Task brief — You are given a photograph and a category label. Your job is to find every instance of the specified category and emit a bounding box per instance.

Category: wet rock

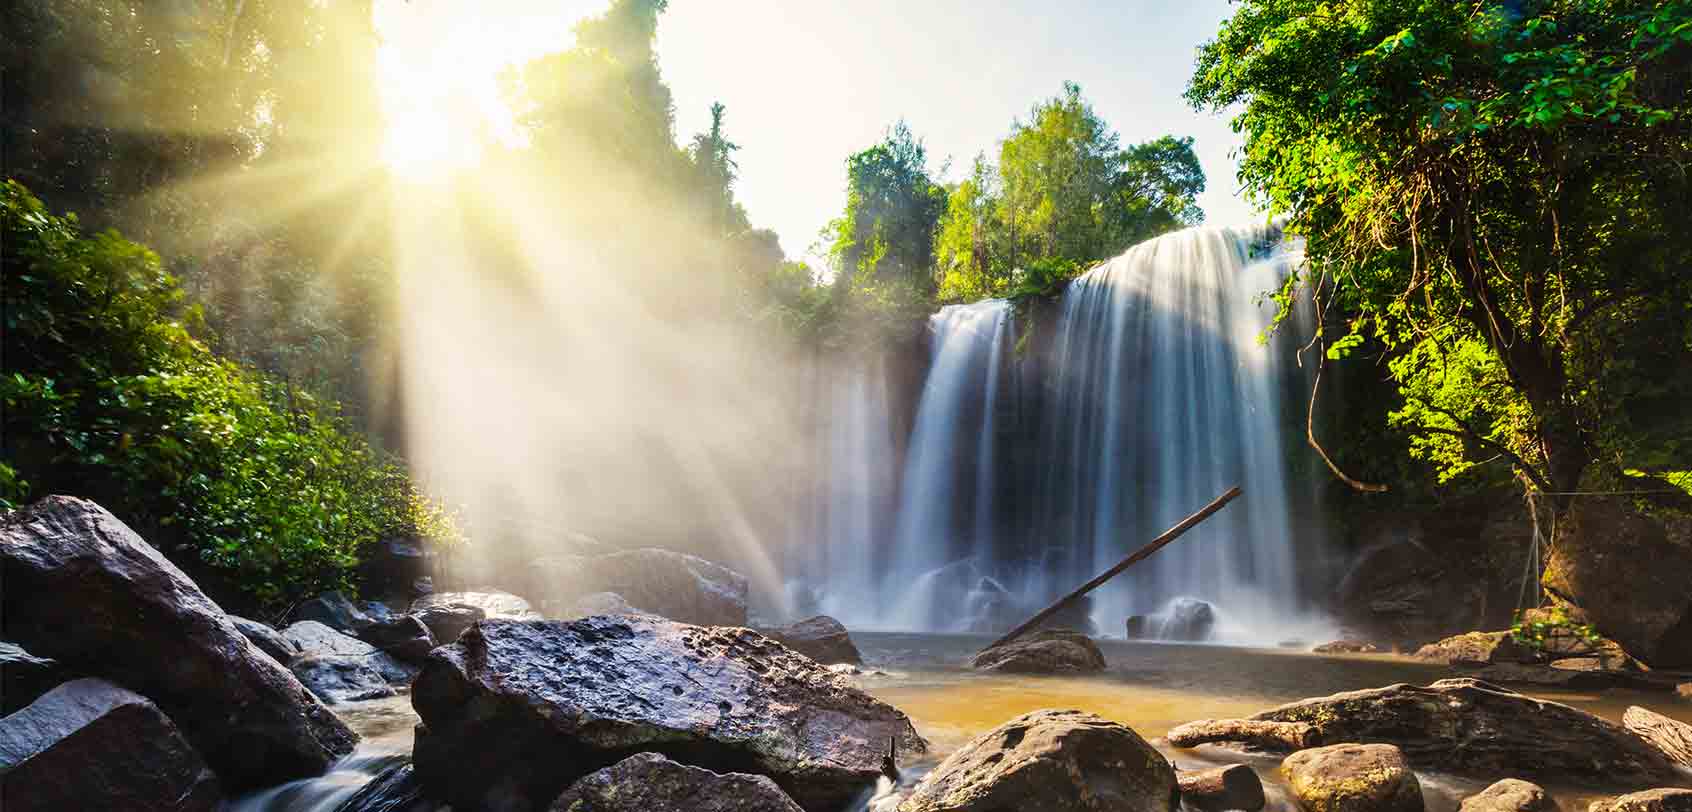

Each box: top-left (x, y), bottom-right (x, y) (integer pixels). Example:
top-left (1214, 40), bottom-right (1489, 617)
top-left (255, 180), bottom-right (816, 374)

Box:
top-left (548, 752), bottom-right (804, 812)
top-left (537, 548), bottom-right (749, 626)
top-left (337, 762), bottom-right (439, 812)
top-left (1463, 662), bottom-right (1618, 691)
top-left (229, 615), bottom-right (301, 665)
top-left (896, 709), bottom-right (1175, 812)
top-left (969, 628), bottom-right (1106, 674)
top-left (1168, 719), bottom-right (1319, 750)
top-left (358, 537), bottom-right (436, 605)
top-left (1039, 594), bottom-right (1100, 637)
top-left (0, 641), bottom-right (72, 714)
top-left (412, 590), bottom-right (538, 620)
top-left (0, 678), bottom-right (221, 811)
top-left (284, 621), bottom-right (415, 684)
top-left (289, 655), bottom-right (397, 705)
top-left (1219, 678), bottom-right (1680, 784)
top-left (1126, 615), bottom-right (1149, 639)
top-left (412, 603), bottom-right (486, 645)
top-left (1282, 743), bottom-right (1422, 812)
top-left (562, 591), bottom-right (648, 619)
top-left (755, 615), bottom-right (863, 665)
top-left (356, 614), bottom-right (437, 664)
top-left (1544, 496), bottom-right (1692, 668)
top-left (410, 615), bottom-right (926, 812)
top-left (1622, 706), bottom-right (1692, 769)
top-left (1176, 763), bottom-right (1265, 812)
top-left (1158, 598), bottom-right (1217, 641)
top-left (1460, 779), bottom-right (1560, 812)
top-left (1315, 640), bottom-right (1381, 654)
top-left (0, 496), bottom-right (356, 788)
top-left (1413, 631), bottom-right (1529, 665)
top-left (294, 591), bottom-right (374, 633)
top-left (1589, 789), bottom-right (1692, 812)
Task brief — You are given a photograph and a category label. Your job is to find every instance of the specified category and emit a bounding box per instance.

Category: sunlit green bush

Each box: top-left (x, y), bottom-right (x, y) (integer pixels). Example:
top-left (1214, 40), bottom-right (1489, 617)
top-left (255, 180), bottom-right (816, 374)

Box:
top-left (2, 180), bottom-right (461, 608)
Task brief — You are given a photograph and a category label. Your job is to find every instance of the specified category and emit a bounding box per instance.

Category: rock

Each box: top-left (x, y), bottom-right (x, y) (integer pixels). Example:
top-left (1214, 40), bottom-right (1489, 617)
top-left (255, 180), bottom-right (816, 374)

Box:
top-left (0, 678), bottom-right (221, 812)
top-left (293, 591), bottom-right (374, 633)
top-left (1197, 678), bottom-right (1680, 784)
top-left (412, 575), bottom-right (435, 596)
top-left (1543, 495), bottom-right (1692, 668)
top-left (412, 590), bottom-right (537, 620)
top-left (1167, 718), bottom-right (1319, 750)
top-left (895, 709), bottom-right (1175, 812)
top-left (1464, 662), bottom-right (1618, 690)
top-left (537, 548), bottom-right (749, 626)
top-left (1413, 631), bottom-right (1529, 665)
top-left (412, 603), bottom-right (486, 645)
top-left (1315, 639), bottom-right (1381, 654)
top-left (1282, 743), bottom-right (1422, 812)
top-left (229, 615), bottom-right (301, 665)
top-left (1679, 683), bottom-right (1692, 703)
top-left (548, 752), bottom-right (804, 812)
top-left (1589, 789), bottom-right (1692, 812)
top-left (1126, 615), bottom-right (1149, 639)
top-left (0, 496), bottom-right (356, 789)
top-left (283, 621), bottom-right (415, 684)
top-left (1460, 779), bottom-right (1560, 812)
top-left (289, 655), bottom-right (397, 705)
top-left (969, 628), bottom-right (1106, 674)
top-left (562, 591), bottom-right (648, 618)
top-left (1156, 597), bottom-right (1217, 641)
top-left (1, 641), bottom-right (72, 715)
top-left (357, 537), bottom-right (436, 605)
top-left (356, 614), bottom-right (437, 663)
top-left (1039, 593), bottom-right (1100, 637)
top-left (1176, 764), bottom-right (1265, 812)
top-left (410, 616), bottom-right (926, 812)
top-left (338, 762), bottom-right (439, 812)
top-left (754, 615), bottom-right (863, 665)
top-left (1622, 706), bottom-right (1692, 769)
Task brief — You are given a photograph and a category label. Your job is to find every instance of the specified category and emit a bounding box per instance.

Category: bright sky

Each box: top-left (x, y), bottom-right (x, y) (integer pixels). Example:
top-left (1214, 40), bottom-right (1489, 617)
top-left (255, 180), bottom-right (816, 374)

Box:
top-left (375, 0), bottom-right (1257, 259)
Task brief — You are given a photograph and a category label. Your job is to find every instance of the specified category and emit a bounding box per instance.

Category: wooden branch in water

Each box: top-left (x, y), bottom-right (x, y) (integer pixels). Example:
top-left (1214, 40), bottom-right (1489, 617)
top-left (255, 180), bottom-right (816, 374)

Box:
top-left (1624, 706), bottom-right (1692, 768)
top-left (1166, 718), bottom-right (1320, 751)
top-left (983, 486), bottom-right (1243, 652)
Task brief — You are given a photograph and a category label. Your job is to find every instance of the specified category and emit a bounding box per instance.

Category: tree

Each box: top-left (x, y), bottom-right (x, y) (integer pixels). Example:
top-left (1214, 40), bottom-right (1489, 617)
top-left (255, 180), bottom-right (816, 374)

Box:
top-left (829, 122), bottom-right (948, 294)
top-left (1189, 0), bottom-right (1692, 503)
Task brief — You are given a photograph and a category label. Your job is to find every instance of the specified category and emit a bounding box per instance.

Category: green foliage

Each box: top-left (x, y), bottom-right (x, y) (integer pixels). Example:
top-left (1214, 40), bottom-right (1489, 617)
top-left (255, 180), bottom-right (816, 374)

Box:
top-left (1189, 0), bottom-right (1692, 498)
top-left (830, 123), bottom-right (948, 295)
top-left (2, 182), bottom-right (461, 608)
top-left (1510, 606), bottom-right (1603, 653)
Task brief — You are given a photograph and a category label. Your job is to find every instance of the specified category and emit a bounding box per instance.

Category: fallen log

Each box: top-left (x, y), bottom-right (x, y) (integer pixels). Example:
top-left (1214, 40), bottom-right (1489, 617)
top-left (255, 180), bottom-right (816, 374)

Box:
top-left (1167, 718), bottom-right (1318, 751)
top-left (985, 486), bottom-right (1241, 651)
top-left (1624, 705), bottom-right (1692, 769)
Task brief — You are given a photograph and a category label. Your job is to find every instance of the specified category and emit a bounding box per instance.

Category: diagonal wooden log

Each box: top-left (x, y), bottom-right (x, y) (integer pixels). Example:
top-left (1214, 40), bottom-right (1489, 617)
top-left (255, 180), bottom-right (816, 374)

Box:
top-left (983, 486), bottom-right (1243, 652)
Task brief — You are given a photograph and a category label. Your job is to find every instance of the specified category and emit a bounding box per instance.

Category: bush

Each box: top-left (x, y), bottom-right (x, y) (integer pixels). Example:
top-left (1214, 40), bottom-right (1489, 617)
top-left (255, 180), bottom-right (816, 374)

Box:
top-left (2, 180), bottom-right (461, 607)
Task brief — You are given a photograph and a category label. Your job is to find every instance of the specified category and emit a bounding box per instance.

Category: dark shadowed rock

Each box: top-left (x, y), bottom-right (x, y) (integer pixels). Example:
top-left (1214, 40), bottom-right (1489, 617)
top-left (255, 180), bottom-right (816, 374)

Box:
top-left (284, 621), bottom-right (415, 684)
top-left (410, 615), bottom-right (926, 812)
top-left (1197, 678), bottom-right (1679, 785)
top-left (1157, 598), bottom-right (1217, 641)
top-left (356, 614), bottom-right (436, 663)
top-left (0, 678), bottom-right (221, 811)
top-left (1461, 779), bottom-right (1561, 812)
top-left (1589, 790), bottom-right (1692, 812)
top-left (337, 762), bottom-right (439, 812)
top-left (548, 752), bottom-right (804, 812)
top-left (230, 615), bottom-right (301, 665)
top-left (755, 616), bottom-right (862, 664)
top-left (1126, 615), bottom-right (1149, 639)
top-left (1177, 763), bottom-right (1265, 812)
top-left (1544, 496), bottom-right (1692, 668)
top-left (970, 628), bottom-right (1105, 674)
top-left (1282, 743), bottom-right (1422, 812)
top-left (1413, 631), bottom-right (1530, 665)
top-left (538, 548), bottom-right (749, 626)
top-left (896, 709), bottom-right (1175, 812)
top-left (1, 641), bottom-right (72, 714)
top-left (0, 496), bottom-right (356, 789)
top-left (294, 591), bottom-right (374, 633)
top-left (290, 655), bottom-right (397, 704)
top-left (1464, 662), bottom-right (1619, 690)
top-left (412, 603), bottom-right (485, 644)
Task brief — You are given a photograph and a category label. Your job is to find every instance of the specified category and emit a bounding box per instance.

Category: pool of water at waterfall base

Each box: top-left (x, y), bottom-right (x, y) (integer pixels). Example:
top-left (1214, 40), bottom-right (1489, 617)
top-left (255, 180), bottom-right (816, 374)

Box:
top-left (252, 633), bottom-right (1692, 811)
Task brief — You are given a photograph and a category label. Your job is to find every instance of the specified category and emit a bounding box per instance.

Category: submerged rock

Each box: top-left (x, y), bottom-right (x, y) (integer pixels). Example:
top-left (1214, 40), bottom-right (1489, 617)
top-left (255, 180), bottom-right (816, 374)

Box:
top-left (1281, 743), bottom-right (1422, 812)
top-left (537, 548), bottom-right (750, 626)
top-left (896, 709), bottom-right (1175, 812)
top-left (548, 752), bottom-right (804, 812)
top-left (283, 621), bottom-right (415, 684)
top-left (1460, 779), bottom-right (1561, 812)
top-left (0, 496), bottom-right (356, 789)
top-left (969, 628), bottom-right (1106, 674)
top-left (410, 615), bottom-right (926, 812)
top-left (229, 615), bottom-right (301, 665)
top-left (0, 678), bottom-right (221, 812)
top-left (1176, 763), bottom-right (1265, 812)
top-left (289, 655), bottom-right (396, 705)
top-left (0, 641), bottom-right (72, 714)
top-left (1590, 789), bottom-right (1692, 812)
top-left (755, 615), bottom-right (863, 665)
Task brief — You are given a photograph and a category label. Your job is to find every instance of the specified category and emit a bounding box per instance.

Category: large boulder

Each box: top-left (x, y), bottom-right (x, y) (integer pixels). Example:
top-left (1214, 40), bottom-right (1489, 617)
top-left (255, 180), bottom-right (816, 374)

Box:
top-left (754, 615), bottom-right (863, 665)
top-left (289, 654), bottom-right (397, 705)
top-left (1590, 790), bottom-right (1692, 812)
top-left (537, 548), bottom-right (749, 626)
top-left (412, 590), bottom-right (537, 620)
top-left (229, 616), bottom-right (301, 665)
top-left (0, 496), bottom-right (356, 789)
top-left (895, 709), bottom-right (1175, 812)
top-left (1, 641), bottom-right (72, 714)
top-left (293, 591), bottom-right (373, 633)
top-left (1281, 743), bottom-right (1423, 812)
top-left (969, 628), bottom-right (1106, 674)
top-left (1461, 779), bottom-right (1560, 812)
top-left (283, 621), bottom-right (415, 684)
top-left (410, 615), bottom-right (926, 812)
top-left (1154, 597), bottom-right (1217, 642)
top-left (356, 614), bottom-right (437, 663)
top-left (549, 752), bottom-right (804, 812)
top-left (0, 678), bottom-right (221, 811)
top-left (412, 603), bottom-right (486, 645)
top-left (1413, 631), bottom-right (1529, 665)
top-left (1543, 495), bottom-right (1692, 668)
top-left (1169, 678), bottom-right (1680, 785)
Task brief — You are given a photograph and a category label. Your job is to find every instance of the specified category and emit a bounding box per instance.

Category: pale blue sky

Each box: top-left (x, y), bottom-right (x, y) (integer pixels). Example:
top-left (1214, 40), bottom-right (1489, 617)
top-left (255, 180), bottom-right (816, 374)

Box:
top-left (376, 0), bottom-right (1258, 260)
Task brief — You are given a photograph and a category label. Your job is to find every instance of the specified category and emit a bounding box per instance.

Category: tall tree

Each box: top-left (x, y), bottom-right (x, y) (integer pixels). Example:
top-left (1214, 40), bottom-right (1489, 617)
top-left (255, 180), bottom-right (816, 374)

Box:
top-left (829, 122), bottom-right (948, 294)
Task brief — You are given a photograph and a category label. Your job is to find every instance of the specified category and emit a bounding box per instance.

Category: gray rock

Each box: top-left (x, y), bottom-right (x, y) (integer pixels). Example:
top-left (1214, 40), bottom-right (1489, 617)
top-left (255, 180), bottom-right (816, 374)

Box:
top-left (229, 615), bottom-right (301, 665)
top-left (754, 615), bottom-right (863, 665)
top-left (1464, 662), bottom-right (1618, 690)
top-left (0, 678), bottom-right (221, 811)
top-left (548, 752), bottom-right (804, 812)
top-left (1281, 743), bottom-right (1423, 812)
top-left (290, 655), bottom-right (397, 705)
top-left (896, 709), bottom-right (1174, 812)
top-left (0, 496), bottom-right (356, 789)
top-left (293, 591), bottom-right (373, 633)
top-left (537, 548), bottom-right (749, 626)
top-left (283, 621), bottom-right (415, 684)
top-left (1, 641), bottom-right (72, 714)
top-left (1126, 615), bottom-right (1149, 639)
top-left (1314, 639), bottom-right (1381, 654)
top-left (412, 590), bottom-right (537, 620)
top-left (356, 614), bottom-right (436, 663)
top-left (1544, 495), bottom-right (1692, 668)
top-left (1589, 790), bottom-right (1692, 812)
top-left (970, 628), bottom-right (1105, 674)
top-left (410, 615), bottom-right (926, 812)
top-left (1177, 764), bottom-right (1265, 812)
top-left (1157, 597), bottom-right (1216, 641)
top-left (412, 603), bottom-right (485, 645)
top-left (1461, 779), bottom-right (1560, 812)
